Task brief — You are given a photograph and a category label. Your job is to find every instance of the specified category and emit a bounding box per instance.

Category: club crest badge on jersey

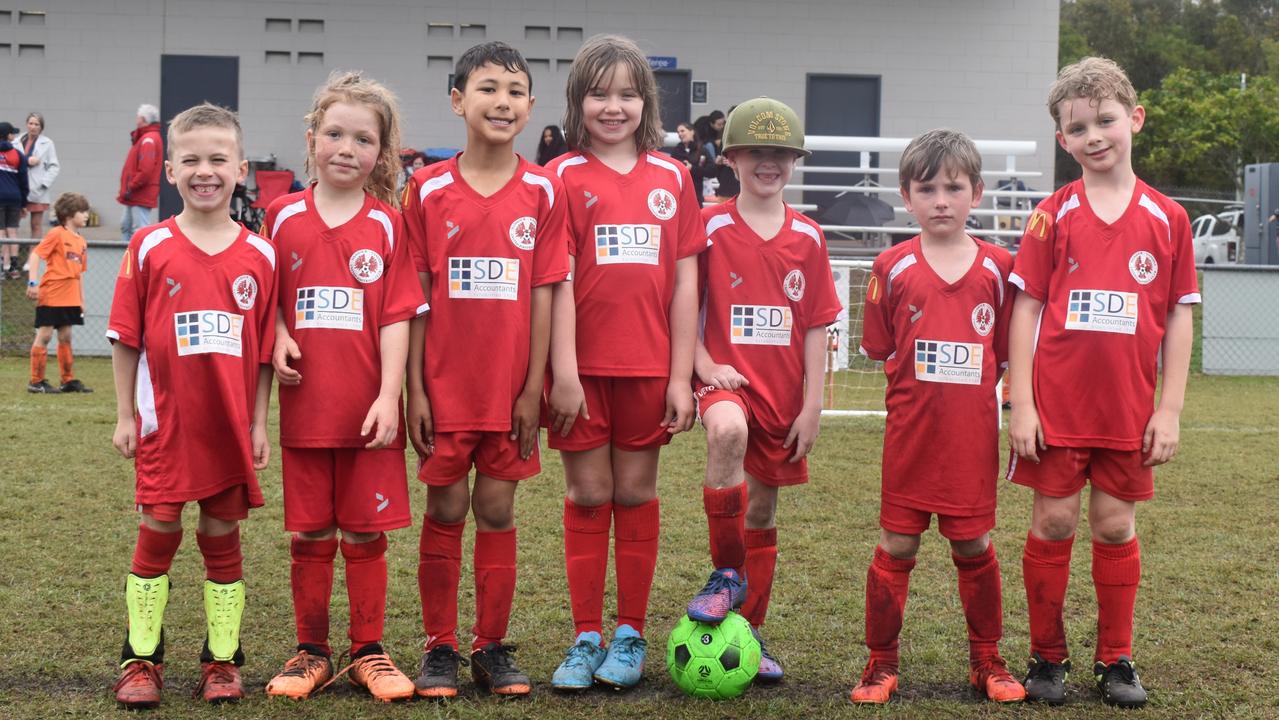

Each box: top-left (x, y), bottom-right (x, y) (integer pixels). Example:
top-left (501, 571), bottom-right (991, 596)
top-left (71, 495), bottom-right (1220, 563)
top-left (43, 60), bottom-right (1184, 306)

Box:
top-left (783, 269), bottom-right (805, 301)
top-left (349, 249), bottom-right (384, 284)
top-left (1128, 250), bottom-right (1157, 285)
top-left (647, 188), bottom-right (677, 221)
top-left (231, 274), bottom-right (257, 310)
top-left (509, 216), bottom-right (537, 251)
top-left (971, 303), bottom-right (995, 336)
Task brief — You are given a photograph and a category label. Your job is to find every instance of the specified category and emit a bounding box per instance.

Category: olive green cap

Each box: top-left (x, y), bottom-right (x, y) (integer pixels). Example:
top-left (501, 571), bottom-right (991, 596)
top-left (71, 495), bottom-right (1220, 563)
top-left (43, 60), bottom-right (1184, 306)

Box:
top-left (721, 97), bottom-right (809, 157)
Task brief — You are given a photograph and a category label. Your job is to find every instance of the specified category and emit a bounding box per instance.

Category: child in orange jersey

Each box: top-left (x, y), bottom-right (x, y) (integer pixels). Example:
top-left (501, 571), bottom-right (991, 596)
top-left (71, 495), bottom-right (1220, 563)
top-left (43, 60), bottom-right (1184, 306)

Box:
top-left (27, 191), bottom-right (92, 394)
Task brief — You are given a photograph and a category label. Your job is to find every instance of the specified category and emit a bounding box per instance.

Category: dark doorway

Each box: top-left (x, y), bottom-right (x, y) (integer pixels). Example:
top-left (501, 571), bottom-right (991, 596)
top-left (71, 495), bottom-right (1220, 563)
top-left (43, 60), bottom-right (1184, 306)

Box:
top-left (804, 74), bottom-right (880, 210)
top-left (654, 69), bottom-right (691, 137)
top-left (159, 54), bottom-right (239, 219)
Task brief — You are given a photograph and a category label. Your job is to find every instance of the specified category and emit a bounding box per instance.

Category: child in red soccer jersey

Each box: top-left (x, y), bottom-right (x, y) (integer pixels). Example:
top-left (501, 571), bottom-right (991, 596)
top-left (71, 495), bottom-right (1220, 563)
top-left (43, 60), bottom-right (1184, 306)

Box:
top-left (107, 104), bottom-right (277, 708)
top-left (27, 192), bottom-right (92, 394)
top-left (850, 129), bottom-right (1024, 705)
top-left (544, 34), bottom-right (704, 691)
top-left (403, 42), bottom-right (569, 698)
top-left (683, 98), bottom-right (841, 684)
top-left (262, 72), bottom-right (424, 703)
top-left (1008, 57), bottom-right (1197, 709)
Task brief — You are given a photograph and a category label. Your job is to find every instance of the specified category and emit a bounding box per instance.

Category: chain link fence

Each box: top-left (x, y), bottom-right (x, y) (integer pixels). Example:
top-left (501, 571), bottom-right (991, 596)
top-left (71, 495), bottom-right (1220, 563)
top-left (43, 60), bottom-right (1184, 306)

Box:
top-left (1201, 265), bottom-right (1279, 375)
top-left (1, 238), bottom-right (125, 357)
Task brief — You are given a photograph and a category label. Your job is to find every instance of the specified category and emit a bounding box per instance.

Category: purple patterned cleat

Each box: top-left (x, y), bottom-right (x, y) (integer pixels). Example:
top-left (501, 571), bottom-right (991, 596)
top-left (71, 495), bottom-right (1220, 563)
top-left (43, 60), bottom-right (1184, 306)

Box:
top-left (685, 568), bottom-right (747, 624)
top-left (752, 626), bottom-right (784, 683)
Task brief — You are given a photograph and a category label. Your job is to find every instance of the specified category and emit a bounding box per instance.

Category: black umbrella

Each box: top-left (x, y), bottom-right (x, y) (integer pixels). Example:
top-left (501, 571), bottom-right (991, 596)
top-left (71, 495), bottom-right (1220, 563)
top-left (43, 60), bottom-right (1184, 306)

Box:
top-left (815, 192), bottom-right (896, 227)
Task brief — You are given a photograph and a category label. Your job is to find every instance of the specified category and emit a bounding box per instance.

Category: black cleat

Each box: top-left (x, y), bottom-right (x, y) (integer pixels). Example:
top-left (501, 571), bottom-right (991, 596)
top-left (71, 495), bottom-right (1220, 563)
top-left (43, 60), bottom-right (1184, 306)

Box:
top-left (27, 380), bottom-right (61, 394)
top-left (60, 379), bottom-right (93, 393)
top-left (1094, 656), bottom-right (1147, 708)
top-left (1024, 652), bottom-right (1070, 705)
top-left (470, 643), bottom-right (531, 696)
top-left (414, 645), bottom-right (466, 699)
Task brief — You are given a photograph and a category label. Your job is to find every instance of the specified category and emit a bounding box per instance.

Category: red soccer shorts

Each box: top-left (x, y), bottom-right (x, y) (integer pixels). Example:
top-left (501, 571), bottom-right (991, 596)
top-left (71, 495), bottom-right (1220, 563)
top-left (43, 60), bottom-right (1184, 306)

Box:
top-left (140, 484), bottom-right (252, 523)
top-left (695, 386), bottom-right (808, 486)
top-left (281, 447), bottom-right (412, 533)
top-left (879, 500), bottom-right (996, 541)
top-left (418, 430), bottom-right (540, 485)
top-left (1007, 445), bottom-right (1154, 501)
top-left (546, 376), bottom-right (672, 452)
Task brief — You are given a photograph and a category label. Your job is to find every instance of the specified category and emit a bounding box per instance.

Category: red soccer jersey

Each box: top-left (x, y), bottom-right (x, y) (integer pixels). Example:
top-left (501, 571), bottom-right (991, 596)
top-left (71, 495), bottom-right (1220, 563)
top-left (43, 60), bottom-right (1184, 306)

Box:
top-left (106, 218), bottom-right (278, 505)
top-left (861, 236), bottom-right (1015, 515)
top-left (1011, 178), bottom-right (1200, 450)
top-left (403, 155), bottom-right (570, 432)
top-left (264, 187), bottom-right (427, 448)
top-left (699, 200), bottom-right (843, 436)
top-left (548, 150), bottom-right (707, 377)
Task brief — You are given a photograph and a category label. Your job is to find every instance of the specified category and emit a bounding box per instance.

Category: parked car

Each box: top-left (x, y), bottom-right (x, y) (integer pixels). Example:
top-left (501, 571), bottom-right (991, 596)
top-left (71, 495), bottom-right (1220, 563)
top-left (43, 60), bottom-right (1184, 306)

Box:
top-left (1191, 208), bottom-right (1240, 264)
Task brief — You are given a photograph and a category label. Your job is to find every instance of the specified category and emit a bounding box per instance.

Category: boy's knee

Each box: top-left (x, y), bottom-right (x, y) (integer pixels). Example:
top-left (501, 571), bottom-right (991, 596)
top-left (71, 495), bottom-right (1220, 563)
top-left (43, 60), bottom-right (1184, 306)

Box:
top-left (744, 495), bottom-right (776, 528)
top-left (706, 418), bottom-right (747, 457)
top-left (426, 483), bottom-right (470, 524)
top-left (1091, 518), bottom-right (1136, 544)
top-left (879, 530), bottom-right (921, 559)
top-left (1034, 512), bottom-right (1078, 540)
top-left (297, 528), bottom-right (337, 542)
top-left (341, 529), bottom-right (381, 544)
top-left (141, 514), bottom-right (181, 533)
top-left (949, 534), bottom-right (990, 557)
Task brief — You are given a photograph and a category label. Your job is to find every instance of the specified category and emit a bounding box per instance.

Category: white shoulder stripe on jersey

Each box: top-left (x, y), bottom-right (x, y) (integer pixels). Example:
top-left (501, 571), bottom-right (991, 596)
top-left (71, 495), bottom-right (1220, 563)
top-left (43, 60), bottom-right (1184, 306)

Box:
top-left (705, 212), bottom-right (735, 239)
top-left (790, 217), bottom-right (821, 246)
top-left (367, 208), bottom-right (394, 250)
top-left (555, 154), bottom-right (588, 178)
top-left (982, 256), bottom-right (1005, 306)
top-left (521, 171), bottom-right (555, 208)
top-left (137, 349), bottom-right (159, 438)
top-left (419, 171), bottom-right (455, 202)
top-left (1008, 271), bottom-right (1027, 292)
top-left (1056, 193), bottom-right (1081, 221)
top-left (647, 153), bottom-right (684, 190)
top-left (1137, 193), bottom-right (1172, 243)
top-left (886, 253), bottom-right (917, 296)
top-left (271, 199), bottom-right (307, 239)
top-left (1179, 292), bottom-right (1202, 304)
top-left (137, 226), bottom-right (174, 270)
top-left (246, 233), bottom-right (276, 269)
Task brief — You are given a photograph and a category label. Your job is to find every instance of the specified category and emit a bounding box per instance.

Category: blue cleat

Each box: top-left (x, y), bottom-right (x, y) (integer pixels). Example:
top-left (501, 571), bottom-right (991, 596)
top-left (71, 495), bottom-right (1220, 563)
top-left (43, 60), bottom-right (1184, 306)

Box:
top-left (685, 568), bottom-right (747, 624)
top-left (593, 624), bottom-right (646, 689)
top-left (752, 626), bottom-right (784, 683)
top-left (551, 632), bottom-right (606, 691)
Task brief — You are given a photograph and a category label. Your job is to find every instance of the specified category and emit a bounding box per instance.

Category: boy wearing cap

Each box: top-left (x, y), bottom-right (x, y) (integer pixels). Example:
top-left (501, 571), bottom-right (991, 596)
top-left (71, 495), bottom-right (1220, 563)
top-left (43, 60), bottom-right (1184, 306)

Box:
top-left (0, 121), bottom-right (30, 278)
top-left (683, 98), bottom-right (842, 683)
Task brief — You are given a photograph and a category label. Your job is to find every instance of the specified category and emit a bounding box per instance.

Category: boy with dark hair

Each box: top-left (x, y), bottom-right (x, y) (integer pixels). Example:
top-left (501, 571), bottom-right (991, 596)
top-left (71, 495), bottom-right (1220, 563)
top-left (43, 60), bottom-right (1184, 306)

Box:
top-left (107, 103), bottom-right (277, 708)
top-left (1009, 56), bottom-right (1198, 709)
top-left (403, 41), bottom-right (568, 698)
top-left (850, 128), bottom-right (1023, 705)
top-left (27, 191), bottom-right (92, 393)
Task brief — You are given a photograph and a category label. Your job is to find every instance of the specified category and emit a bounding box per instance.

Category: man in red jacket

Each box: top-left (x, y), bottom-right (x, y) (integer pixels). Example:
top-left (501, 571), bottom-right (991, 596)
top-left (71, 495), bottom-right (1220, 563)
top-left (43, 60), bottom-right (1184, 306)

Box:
top-left (118, 104), bottom-right (162, 243)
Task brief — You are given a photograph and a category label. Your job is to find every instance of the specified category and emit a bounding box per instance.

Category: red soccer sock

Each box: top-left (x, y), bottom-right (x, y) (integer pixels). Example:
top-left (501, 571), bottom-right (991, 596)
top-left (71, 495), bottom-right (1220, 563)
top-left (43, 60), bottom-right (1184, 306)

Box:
top-left (342, 533), bottom-right (388, 654)
top-left (418, 515), bottom-right (464, 651)
top-left (196, 528), bottom-right (242, 583)
top-left (613, 499), bottom-right (660, 635)
top-left (56, 342), bottom-right (74, 384)
top-left (130, 524), bottom-right (182, 577)
top-left (864, 545), bottom-right (915, 670)
top-left (740, 527), bottom-right (778, 627)
top-left (291, 536), bottom-right (338, 655)
top-left (703, 485), bottom-right (746, 572)
top-left (564, 499), bottom-right (611, 636)
top-left (953, 542), bottom-right (1004, 664)
top-left (1023, 532), bottom-right (1074, 663)
top-left (29, 346), bottom-right (46, 384)
top-left (1092, 536), bottom-right (1141, 665)
top-left (472, 528), bottom-right (517, 651)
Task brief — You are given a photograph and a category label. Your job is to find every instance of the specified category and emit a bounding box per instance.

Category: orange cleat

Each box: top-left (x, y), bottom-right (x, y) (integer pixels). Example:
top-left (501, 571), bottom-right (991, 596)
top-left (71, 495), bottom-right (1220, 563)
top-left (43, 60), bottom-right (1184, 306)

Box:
top-left (849, 660), bottom-right (899, 704)
top-left (265, 649), bottom-right (333, 700)
top-left (113, 660), bottom-right (164, 709)
top-left (196, 661), bottom-right (244, 703)
top-left (970, 655), bottom-right (1027, 703)
top-left (348, 650), bottom-right (415, 702)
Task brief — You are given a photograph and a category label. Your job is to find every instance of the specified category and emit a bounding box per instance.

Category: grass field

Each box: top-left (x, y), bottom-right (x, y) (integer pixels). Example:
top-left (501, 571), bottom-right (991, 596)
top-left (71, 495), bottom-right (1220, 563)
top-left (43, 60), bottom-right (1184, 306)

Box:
top-left (0, 354), bottom-right (1275, 719)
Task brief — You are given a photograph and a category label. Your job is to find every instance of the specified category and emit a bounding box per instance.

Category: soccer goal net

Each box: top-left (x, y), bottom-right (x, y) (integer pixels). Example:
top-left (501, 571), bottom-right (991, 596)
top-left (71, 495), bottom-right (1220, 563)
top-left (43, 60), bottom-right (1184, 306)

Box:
top-left (823, 260), bottom-right (887, 417)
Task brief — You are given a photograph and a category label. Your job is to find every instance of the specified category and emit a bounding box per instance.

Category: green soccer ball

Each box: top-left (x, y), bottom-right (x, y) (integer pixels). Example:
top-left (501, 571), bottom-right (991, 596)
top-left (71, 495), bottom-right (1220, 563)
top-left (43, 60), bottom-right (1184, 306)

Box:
top-left (666, 611), bottom-right (761, 699)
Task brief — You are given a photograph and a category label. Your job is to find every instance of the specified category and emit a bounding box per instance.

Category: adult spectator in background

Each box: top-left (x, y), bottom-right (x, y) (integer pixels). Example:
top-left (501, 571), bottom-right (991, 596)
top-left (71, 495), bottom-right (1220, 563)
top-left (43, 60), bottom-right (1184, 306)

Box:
top-left (535, 124), bottom-right (568, 166)
top-left (16, 112), bottom-right (60, 242)
top-left (670, 122), bottom-right (709, 208)
top-left (693, 115), bottom-right (718, 162)
top-left (117, 104), bottom-right (162, 243)
top-left (0, 121), bottom-right (29, 278)
top-left (707, 109), bottom-right (726, 153)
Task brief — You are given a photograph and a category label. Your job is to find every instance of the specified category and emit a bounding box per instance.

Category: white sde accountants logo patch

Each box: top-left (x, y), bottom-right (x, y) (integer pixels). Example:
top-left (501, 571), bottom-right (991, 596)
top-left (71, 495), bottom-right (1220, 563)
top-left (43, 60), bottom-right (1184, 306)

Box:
top-left (914, 339), bottom-right (983, 385)
top-left (1065, 289), bottom-right (1138, 335)
top-left (295, 286), bottom-right (364, 331)
top-left (448, 257), bottom-right (520, 301)
top-left (175, 311), bottom-right (244, 357)
top-left (730, 305), bottom-right (793, 346)
top-left (594, 224), bottom-right (661, 265)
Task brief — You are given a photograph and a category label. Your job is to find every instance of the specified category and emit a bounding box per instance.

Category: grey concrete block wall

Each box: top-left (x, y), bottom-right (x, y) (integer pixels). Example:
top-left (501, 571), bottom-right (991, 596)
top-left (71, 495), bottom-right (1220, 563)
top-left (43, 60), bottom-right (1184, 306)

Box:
top-left (0, 0), bottom-right (1058, 221)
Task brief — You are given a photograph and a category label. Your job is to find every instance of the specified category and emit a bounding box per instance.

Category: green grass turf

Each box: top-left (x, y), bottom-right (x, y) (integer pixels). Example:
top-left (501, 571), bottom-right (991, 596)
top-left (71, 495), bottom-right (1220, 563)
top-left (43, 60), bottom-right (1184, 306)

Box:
top-left (0, 357), bottom-right (1275, 719)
